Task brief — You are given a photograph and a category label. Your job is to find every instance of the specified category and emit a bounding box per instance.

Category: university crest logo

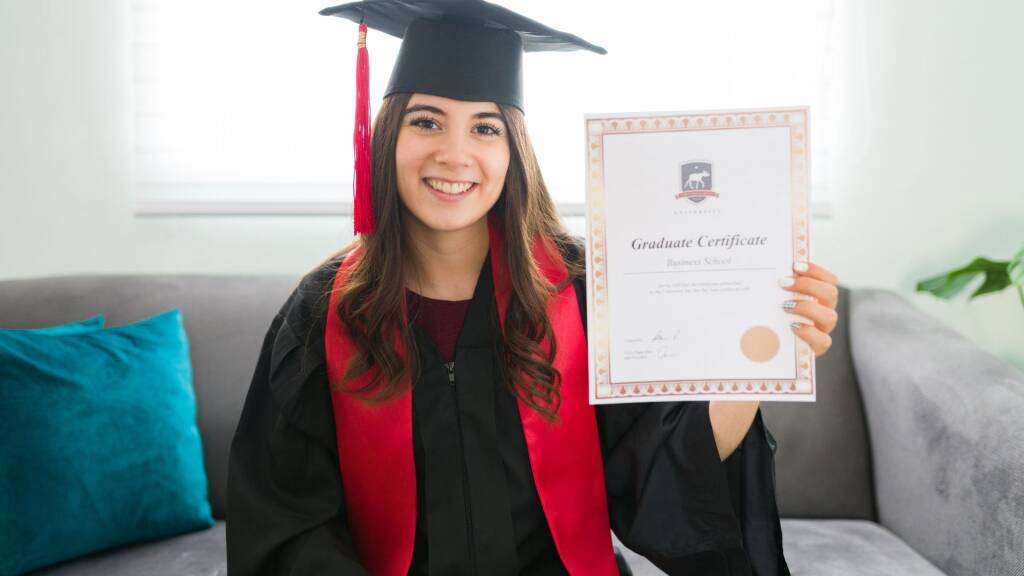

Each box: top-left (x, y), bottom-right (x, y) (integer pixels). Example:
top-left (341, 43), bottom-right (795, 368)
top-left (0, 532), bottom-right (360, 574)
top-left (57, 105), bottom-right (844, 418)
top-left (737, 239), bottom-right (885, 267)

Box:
top-left (676, 161), bottom-right (719, 204)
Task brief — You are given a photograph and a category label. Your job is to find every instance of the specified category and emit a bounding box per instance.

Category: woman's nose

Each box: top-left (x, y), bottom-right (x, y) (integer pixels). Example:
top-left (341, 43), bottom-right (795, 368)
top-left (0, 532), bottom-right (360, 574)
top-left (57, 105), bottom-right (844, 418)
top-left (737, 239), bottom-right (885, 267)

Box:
top-left (433, 131), bottom-right (473, 167)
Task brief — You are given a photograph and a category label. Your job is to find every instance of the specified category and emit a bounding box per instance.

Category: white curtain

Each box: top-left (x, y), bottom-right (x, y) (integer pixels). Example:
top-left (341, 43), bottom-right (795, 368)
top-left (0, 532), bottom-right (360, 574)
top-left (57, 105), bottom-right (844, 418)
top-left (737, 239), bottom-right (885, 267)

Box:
top-left (132, 0), bottom-right (841, 216)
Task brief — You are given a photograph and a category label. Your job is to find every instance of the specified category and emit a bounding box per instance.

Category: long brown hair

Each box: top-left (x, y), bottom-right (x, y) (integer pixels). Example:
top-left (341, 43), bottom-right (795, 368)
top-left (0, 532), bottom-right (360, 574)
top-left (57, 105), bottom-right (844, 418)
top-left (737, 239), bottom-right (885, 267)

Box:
top-left (320, 92), bottom-right (583, 422)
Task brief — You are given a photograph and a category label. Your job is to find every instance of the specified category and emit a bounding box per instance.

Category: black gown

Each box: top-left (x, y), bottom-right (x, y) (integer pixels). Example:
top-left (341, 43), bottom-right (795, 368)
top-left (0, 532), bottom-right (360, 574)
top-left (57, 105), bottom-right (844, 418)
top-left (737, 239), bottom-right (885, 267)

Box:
top-left (226, 248), bottom-right (790, 576)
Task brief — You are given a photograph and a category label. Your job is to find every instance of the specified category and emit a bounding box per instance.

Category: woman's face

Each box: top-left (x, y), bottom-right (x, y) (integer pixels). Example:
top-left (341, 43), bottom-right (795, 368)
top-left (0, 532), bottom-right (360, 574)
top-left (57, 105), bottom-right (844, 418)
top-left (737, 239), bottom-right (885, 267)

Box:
top-left (395, 93), bottom-right (510, 234)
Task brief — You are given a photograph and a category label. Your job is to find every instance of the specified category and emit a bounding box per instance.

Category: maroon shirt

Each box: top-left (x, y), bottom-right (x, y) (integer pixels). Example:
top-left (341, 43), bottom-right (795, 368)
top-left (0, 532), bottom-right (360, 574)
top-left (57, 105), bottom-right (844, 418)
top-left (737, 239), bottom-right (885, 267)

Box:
top-left (405, 289), bottom-right (472, 363)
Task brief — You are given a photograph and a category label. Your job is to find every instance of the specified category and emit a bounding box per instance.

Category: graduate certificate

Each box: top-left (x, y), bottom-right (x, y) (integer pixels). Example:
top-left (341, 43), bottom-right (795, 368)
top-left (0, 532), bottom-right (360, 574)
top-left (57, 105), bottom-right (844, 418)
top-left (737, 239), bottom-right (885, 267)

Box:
top-left (584, 107), bottom-right (815, 404)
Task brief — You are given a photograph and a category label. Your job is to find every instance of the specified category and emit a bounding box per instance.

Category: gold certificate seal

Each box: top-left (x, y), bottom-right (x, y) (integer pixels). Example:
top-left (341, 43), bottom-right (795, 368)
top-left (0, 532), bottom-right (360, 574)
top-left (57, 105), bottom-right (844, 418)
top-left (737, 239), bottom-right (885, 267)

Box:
top-left (740, 325), bottom-right (780, 362)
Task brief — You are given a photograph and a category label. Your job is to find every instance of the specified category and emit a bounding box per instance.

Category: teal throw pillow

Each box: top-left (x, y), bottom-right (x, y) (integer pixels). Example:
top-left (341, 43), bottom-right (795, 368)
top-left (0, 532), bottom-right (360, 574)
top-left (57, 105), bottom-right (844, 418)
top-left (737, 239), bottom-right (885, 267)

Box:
top-left (0, 309), bottom-right (214, 575)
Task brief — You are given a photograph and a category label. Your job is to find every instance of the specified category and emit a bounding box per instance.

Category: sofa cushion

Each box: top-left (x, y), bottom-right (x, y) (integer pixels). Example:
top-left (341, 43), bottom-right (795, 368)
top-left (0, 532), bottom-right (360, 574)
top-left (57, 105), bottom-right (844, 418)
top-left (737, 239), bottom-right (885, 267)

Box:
top-left (29, 522), bottom-right (226, 576)
top-left (614, 519), bottom-right (946, 576)
top-left (0, 309), bottom-right (215, 575)
top-left (779, 519), bottom-right (945, 575)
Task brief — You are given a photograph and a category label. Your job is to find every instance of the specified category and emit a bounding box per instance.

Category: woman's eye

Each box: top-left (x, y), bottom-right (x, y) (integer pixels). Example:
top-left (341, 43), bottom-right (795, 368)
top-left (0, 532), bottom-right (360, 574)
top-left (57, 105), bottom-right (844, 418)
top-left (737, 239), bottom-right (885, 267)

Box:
top-left (411, 117), bottom-right (439, 130)
top-left (475, 123), bottom-right (503, 137)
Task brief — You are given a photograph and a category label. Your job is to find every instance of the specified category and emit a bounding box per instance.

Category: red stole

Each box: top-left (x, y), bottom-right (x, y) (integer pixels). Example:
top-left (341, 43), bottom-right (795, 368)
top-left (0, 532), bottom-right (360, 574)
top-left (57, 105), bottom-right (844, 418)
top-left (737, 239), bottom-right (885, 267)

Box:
top-left (324, 213), bottom-right (617, 575)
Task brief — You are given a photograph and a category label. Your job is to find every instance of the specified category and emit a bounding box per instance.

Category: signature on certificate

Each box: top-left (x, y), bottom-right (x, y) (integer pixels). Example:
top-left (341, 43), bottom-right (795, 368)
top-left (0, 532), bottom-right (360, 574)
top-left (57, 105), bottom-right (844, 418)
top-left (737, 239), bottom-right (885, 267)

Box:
top-left (622, 329), bottom-right (682, 361)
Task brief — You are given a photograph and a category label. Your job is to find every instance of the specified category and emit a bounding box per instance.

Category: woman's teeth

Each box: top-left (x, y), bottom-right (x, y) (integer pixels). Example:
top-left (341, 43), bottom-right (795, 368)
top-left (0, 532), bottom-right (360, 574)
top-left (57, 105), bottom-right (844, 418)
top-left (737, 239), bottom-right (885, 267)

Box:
top-left (425, 178), bottom-right (475, 195)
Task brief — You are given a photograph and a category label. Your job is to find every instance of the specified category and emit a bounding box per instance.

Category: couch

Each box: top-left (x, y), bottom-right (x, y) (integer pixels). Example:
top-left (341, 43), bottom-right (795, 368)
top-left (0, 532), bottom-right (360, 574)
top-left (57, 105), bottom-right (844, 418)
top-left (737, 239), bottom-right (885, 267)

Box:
top-left (2, 273), bottom-right (1021, 576)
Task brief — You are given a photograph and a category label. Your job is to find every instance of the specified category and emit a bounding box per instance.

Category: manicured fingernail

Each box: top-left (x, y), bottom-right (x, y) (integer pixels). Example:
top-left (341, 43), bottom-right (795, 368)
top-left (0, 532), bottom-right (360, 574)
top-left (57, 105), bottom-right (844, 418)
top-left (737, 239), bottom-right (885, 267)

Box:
top-left (782, 300), bottom-right (797, 310)
top-left (790, 322), bottom-right (803, 330)
top-left (778, 276), bottom-right (795, 288)
top-left (793, 261), bottom-right (809, 273)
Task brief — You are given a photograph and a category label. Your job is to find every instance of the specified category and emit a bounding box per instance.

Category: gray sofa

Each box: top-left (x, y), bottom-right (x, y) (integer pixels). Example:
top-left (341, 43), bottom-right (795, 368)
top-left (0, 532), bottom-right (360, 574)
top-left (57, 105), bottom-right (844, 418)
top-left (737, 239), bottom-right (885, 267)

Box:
top-left (2, 273), bottom-right (1022, 576)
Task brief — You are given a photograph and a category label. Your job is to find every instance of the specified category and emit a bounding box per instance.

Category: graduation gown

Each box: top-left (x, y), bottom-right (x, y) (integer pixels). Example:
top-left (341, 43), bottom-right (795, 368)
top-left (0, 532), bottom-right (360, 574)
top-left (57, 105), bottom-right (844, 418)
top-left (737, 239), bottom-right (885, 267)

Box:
top-left (226, 242), bottom-right (790, 575)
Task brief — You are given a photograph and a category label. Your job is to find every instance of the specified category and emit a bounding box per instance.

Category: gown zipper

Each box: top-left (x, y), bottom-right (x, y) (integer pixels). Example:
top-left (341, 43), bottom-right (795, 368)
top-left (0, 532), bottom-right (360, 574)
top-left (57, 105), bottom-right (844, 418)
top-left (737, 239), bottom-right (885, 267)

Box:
top-left (446, 360), bottom-right (477, 573)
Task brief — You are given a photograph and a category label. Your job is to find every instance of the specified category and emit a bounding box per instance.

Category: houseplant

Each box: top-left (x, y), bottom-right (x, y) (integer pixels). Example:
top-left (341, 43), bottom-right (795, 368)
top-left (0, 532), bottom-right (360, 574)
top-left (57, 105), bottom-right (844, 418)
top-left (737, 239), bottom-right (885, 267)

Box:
top-left (916, 245), bottom-right (1024, 308)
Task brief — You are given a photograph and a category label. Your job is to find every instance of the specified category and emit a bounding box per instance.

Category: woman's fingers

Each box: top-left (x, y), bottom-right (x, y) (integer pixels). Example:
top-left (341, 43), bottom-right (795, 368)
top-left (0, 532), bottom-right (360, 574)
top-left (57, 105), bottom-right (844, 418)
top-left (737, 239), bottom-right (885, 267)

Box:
top-left (780, 271), bottom-right (839, 310)
top-left (798, 261), bottom-right (839, 286)
top-left (783, 261), bottom-right (839, 357)
top-left (783, 298), bottom-right (838, 334)
top-left (789, 321), bottom-right (833, 357)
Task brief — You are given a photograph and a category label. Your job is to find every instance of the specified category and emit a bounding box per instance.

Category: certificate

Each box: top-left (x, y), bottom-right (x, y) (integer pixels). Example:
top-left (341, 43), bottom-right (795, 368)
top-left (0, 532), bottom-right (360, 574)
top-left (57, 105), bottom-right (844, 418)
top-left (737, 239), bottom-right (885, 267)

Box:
top-left (584, 106), bottom-right (815, 404)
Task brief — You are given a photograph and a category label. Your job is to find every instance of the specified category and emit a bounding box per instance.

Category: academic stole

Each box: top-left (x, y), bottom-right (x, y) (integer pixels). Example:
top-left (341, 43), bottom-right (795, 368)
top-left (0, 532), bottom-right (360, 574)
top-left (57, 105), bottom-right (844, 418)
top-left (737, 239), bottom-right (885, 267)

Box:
top-left (324, 212), bottom-right (617, 575)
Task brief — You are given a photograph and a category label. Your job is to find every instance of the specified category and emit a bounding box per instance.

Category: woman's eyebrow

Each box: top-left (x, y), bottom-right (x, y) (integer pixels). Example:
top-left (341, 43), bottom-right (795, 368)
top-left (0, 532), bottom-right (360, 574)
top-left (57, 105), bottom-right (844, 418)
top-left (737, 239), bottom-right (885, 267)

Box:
top-left (403, 104), bottom-right (505, 122)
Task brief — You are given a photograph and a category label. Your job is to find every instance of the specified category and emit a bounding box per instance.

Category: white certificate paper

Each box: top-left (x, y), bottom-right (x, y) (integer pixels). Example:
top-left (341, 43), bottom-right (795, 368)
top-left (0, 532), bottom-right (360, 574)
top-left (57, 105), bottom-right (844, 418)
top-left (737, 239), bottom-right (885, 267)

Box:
top-left (584, 106), bottom-right (815, 404)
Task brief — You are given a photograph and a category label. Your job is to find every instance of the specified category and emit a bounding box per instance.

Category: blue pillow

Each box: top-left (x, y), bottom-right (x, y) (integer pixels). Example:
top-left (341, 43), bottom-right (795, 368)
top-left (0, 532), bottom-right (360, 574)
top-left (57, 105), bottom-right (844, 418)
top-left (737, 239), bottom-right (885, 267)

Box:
top-left (0, 309), bottom-right (214, 575)
top-left (1, 314), bottom-right (105, 335)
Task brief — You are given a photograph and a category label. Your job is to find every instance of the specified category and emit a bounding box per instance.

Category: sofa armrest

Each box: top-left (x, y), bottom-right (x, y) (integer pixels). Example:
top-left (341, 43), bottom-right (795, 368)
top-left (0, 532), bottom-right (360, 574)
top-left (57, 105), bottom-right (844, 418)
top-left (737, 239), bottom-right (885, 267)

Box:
top-left (848, 288), bottom-right (1024, 576)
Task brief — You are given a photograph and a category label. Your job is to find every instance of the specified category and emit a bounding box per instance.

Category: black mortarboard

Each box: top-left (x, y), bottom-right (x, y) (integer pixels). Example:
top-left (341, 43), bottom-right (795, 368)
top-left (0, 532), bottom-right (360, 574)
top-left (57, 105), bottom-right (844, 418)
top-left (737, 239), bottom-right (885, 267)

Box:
top-left (320, 0), bottom-right (607, 111)
top-left (318, 0), bottom-right (607, 235)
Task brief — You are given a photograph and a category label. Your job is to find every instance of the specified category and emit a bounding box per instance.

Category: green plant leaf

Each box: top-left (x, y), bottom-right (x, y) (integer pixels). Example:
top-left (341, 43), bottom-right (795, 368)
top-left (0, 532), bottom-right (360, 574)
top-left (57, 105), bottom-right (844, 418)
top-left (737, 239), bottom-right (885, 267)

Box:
top-left (916, 256), bottom-right (1010, 301)
top-left (1007, 246), bottom-right (1024, 307)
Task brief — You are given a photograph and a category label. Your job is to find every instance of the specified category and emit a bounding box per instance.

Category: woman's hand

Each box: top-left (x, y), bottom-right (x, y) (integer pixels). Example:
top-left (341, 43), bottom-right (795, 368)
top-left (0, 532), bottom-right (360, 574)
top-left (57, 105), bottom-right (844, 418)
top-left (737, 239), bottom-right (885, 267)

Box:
top-left (780, 261), bottom-right (840, 358)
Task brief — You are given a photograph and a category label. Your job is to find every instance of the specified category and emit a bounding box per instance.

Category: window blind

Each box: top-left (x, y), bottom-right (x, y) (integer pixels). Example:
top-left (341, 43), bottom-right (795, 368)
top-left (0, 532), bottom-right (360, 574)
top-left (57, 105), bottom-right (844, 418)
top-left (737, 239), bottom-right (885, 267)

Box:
top-left (131, 0), bottom-right (840, 217)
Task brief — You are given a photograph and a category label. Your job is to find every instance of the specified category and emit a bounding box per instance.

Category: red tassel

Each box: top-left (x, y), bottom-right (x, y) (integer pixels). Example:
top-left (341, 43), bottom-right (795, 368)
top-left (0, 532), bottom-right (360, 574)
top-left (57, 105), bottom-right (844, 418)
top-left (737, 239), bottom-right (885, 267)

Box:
top-left (353, 22), bottom-right (374, 235)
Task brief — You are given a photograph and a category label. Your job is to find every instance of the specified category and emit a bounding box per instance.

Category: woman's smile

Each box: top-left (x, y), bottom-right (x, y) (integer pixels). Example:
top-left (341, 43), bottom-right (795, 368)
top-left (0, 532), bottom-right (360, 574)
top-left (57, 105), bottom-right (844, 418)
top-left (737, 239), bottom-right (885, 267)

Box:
top-left (423, 177), bottom-right (479, 202)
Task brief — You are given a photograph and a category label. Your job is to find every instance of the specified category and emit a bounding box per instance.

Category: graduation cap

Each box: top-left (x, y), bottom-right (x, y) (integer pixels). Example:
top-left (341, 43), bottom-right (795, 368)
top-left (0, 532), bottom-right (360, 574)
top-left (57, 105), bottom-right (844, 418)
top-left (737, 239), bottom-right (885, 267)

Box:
top-left (319, 0), bottom-right (607, 235)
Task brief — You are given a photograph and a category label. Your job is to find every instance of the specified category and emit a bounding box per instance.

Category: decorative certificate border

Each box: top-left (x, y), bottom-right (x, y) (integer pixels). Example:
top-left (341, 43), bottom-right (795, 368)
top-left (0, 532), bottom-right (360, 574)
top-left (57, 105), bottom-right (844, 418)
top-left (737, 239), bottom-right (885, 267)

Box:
top-left (585, 106), bottom-right (815, 402)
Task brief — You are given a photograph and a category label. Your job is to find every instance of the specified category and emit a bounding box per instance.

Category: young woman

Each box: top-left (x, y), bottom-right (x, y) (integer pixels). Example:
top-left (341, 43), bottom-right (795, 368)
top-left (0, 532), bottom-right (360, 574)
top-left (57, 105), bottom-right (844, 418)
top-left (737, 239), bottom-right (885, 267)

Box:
top-left (226, 3), bottom-right (839, 575)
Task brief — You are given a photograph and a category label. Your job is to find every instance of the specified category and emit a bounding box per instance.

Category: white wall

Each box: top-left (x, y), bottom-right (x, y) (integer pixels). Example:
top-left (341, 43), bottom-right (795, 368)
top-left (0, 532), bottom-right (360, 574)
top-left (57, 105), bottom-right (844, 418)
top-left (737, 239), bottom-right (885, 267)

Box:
top-left (1, 0), bottom-right (1022, 369)
top-left (826, 0), bottom-right (1024, 369)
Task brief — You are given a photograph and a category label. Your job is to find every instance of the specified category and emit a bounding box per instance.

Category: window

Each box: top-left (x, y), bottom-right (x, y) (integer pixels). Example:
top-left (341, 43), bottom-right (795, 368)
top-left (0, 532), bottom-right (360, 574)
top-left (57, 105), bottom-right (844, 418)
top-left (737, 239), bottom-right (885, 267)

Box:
top-left (132, 0), bottom-right (840, 218)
